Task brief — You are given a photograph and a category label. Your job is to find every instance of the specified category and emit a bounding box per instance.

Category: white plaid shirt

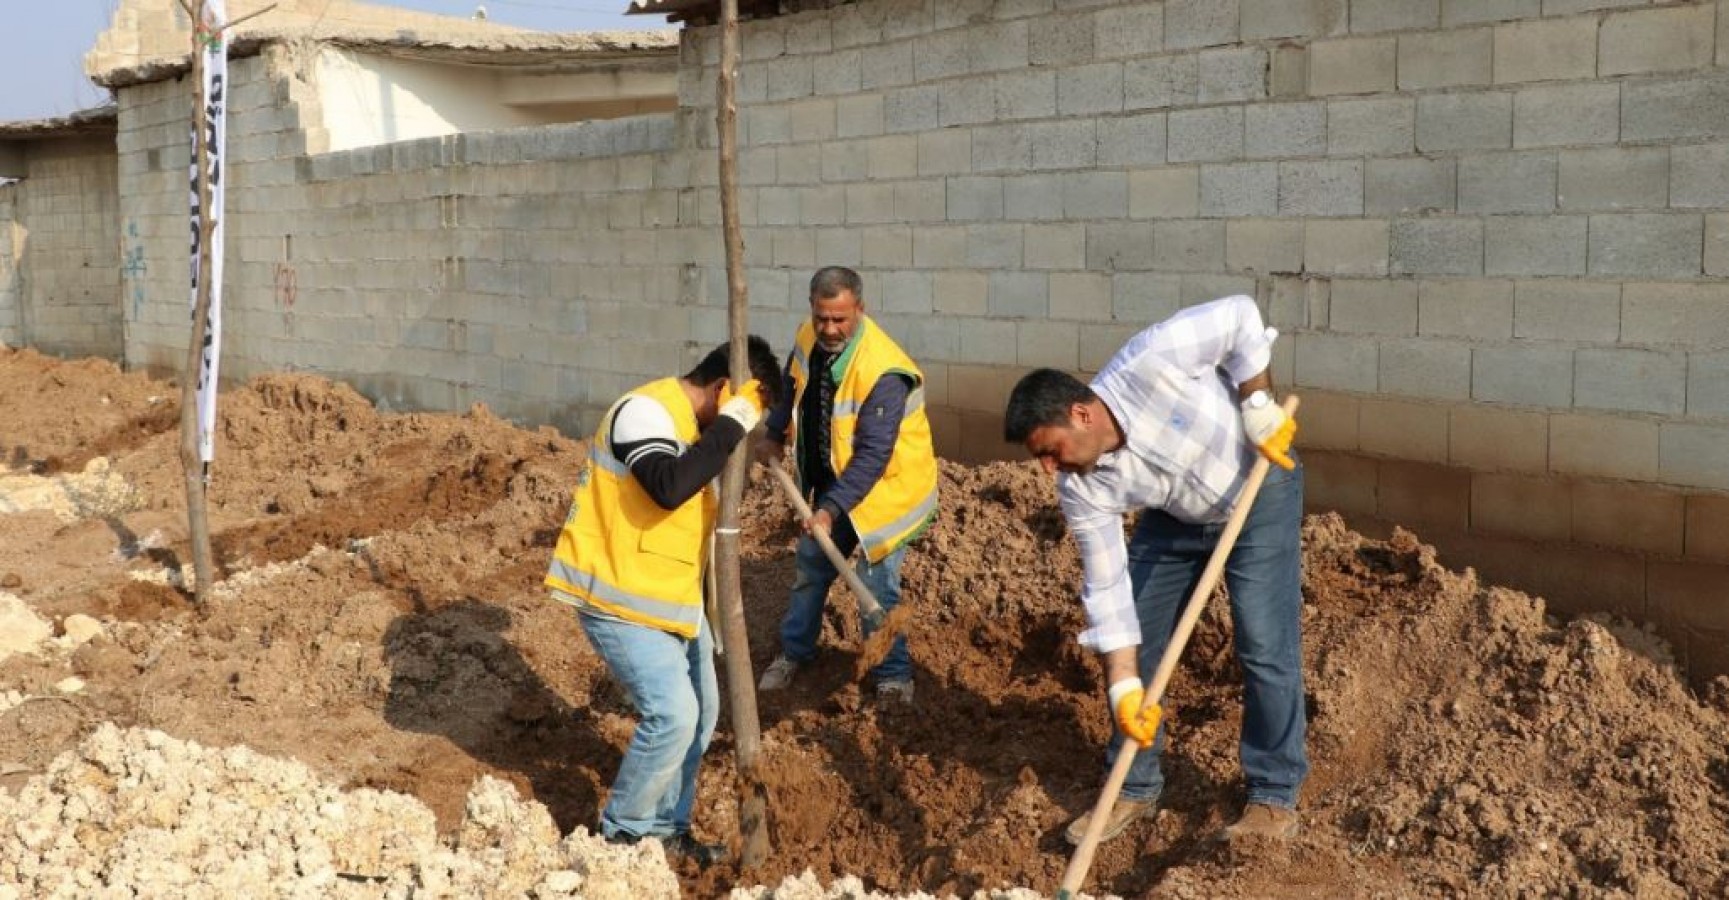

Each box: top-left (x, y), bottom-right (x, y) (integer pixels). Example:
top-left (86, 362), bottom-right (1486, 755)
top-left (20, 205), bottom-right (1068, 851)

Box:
top-left (1056, 295), bottom-right (1276, 653)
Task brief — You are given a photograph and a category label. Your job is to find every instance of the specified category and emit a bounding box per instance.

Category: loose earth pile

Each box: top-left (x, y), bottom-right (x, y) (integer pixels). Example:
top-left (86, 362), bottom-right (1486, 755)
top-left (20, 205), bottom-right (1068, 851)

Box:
top-left (0, 347), bottom-right (1724, 898)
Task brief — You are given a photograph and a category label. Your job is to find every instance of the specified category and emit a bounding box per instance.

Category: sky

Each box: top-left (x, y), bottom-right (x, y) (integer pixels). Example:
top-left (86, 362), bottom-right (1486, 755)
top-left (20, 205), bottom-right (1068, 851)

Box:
top-left (0, 0), bottom-right (673, 122)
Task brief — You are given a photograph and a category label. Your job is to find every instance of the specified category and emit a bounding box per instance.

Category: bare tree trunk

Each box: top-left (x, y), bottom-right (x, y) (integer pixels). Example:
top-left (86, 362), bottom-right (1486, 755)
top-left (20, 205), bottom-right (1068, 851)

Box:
top-left (712, 0), bottom-right (770, 870)
top-left (180, 0), bottom-right (217, 607)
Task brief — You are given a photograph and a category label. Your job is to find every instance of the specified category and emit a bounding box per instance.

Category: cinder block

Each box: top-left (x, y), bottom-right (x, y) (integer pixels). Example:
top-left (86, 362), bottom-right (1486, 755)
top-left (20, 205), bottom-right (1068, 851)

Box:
top-left (1271, 44), bottom-right (1310, 98)
top-left (1459, 151), bottom-right (1556, 214)
top-left (972, 124), bottom-right (1032, 173)
top-left (1513, 279), bottom-right (1620, 342)
top-left (1443, 0), bottom-right (1541, 26)
top-left (1087, 222), bottom-right (1159, 271)
top-left (1018, 319), bottom-right (1080, 369)
top-left (884, 86), bottom-right (942, 133)
top-left (1153, 220), bottom-right (1227, 270)
top-left (1198, 163), bottom-right (1278, 216)
top-left (1660, 422), bottom-right (1729, 491)
top-left (818, 228), bottom-right (864, 267)
top-left (996, 70), bottom-right (1058, 121)
top-left (1030, 12), bottom-right (1096, 66)
top-left (1575, 347), bottom-right (1687, 416)
top-left (968, 20), bottom-right (1032, 74)
top-left (948, 360), bottom-right (1017, 409)
top-left (967, 223), bottom-right (1025, 268)
top-left (1512, 83), bottom-right (1619, 148)
top-left (1241, 0), bottom-right (1347, 39)
top-left (1416, 92), bottom-right (1512, 152)
top-left (1098, 112), bottom-right (1169, 167)
top-left (1180, 274), bottom-right (1258, 309)
top-left (1125, 56), bottom-right (1201, 110)
top-left (1377, 459), bottom-right (1470, 534)
top-left (1199, 47), bottom-right (1270, 103)
top-left (1550, 412), bottom-right (1658, 480)
top-left (1004, 174), bottom-right (1065, 221)
top-left (1111, 272), bottom-right (1183, 322)
top-left (1473, 344), bottom-right (1572, 407)
top-left (1303, 452), bottom-right (1378, 515)
top-left (1419, 279), bottom-right (1513, 339)
top-left (1491, 17), bottom-right (1596, 84)
top-left (1588, 214), bottom-right (1703, 278)
top-left (1305, 219), bottom-right (1390, 276)
top-left (1058, 63), bottom-right (1126, 116)
top-left (995, 269), bottom-right (1044, 319)
top-left (1484, 216), bottom-right (1587, 276)
top-left (1279, 160), bottom-right (1364, 216)
top-left (1599, 4), bottom-right (1716, 77)
top-left (1540, 0), bottom-right (1645, 13)
top-left (1558, 147), bottom-right (1668, 212)
top-left (1473, 473), bottom-right (1573, 541)
top-left (1449, 404), bottom-right (1548, 472)
top-left (1623, 282), bottom-right (1729, 348)
top-left (1081, 322), bottom-right (1144, 370)
top-left (1693, 351), bottom-right (1729, 419)
top-left (1025, 223), bottom-right (1087, 270)
top-left (1379, 338), bottom-right (1473, 400)
top-left (940, 78), bottom-right (999, 127)
top-left (1294, 331), bottom-right (1380, 391)
top-left (866, 135), bottom-right (920, 180)
top-left (1226, 219), bottom-right (1305, 273)
top-left (1028, 120), bottom-right (1099, 170)
top-left (1327, 97), bottom-right (1416, 156)
top-left (1095, 6), bottom-right (1166, 60)
top-left (934, 269), bottom-right (989, 316)
top-left (919, 130), bottom-right (973, 177)
top-left (836, 94), bottom-right (886, 138)
top-left (1366, 157), bottom-right (1455, 216)
top-left (946, 176), bottom-right (1006, 222)
top-left (1650, 560), bottom-right (1729, 637)
top-left (1399, 29), bottom-right (1493, 90)
top-left (1246, 102), bottom-right (1327, 159)
top-left (1168, 107), bottom-right (1245, 163)
top-left (1309, 36), bottom-right (1399, 95)
top-left (1670, 143), bottom-right (1729, 209)
top-left (1062, 171), bottom-right (1129, 219)
top-left (1331, 278), bottom-right (1418, 335)
top-left (1297, 390), bottom-right (1362, 451)
top-left (1352, 0), bottom-right (1441, 33)
top-left (1165, 0), bottom-right (1241, 50)
top-left (879, 270), bottom-right (935, 315)
top-left (1622, 75), bottom-right (1729, 143)
top-left (1130, 166), bottom-right (1201, 219)
top-left (1572, 481), bottom-right (1686, 555)
top-left (1391, 218), bottom-right (1484, 276)
top-left (1685, 494), bottom-right (1729, 562)
top-left (1709, 214), bottom-right (1729, 277)
top-left (1050, 271), bottom-right (1114, 321)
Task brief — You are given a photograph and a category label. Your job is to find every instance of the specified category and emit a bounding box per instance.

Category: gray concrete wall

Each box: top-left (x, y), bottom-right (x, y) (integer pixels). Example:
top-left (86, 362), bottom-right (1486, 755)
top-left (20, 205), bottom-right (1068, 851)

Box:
top-left (80, 0), bottom-right (1729, 678)
top-left (0, 137), bottom-right (121, 357)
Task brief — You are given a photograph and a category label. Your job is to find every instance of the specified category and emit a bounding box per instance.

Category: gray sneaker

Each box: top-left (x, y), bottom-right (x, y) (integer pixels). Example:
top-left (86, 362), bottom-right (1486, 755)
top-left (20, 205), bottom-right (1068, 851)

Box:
top-left (758, 655), bottom-right (800, 691)
top-left (875, 678), bottom-right (914, 705)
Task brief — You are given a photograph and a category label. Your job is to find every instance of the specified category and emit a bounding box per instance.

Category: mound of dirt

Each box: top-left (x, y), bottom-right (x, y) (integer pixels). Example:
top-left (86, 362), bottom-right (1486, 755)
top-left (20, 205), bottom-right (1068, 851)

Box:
top-left (0, 347), bottom-right (1724, 898)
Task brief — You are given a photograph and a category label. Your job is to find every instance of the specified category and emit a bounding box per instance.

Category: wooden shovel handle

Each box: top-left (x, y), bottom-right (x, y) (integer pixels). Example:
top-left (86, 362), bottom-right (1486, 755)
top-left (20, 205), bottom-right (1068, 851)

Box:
top-left (765, 464), bottom-right (887, 623)
top-left (1058, 395), bottom-right (1301, 899)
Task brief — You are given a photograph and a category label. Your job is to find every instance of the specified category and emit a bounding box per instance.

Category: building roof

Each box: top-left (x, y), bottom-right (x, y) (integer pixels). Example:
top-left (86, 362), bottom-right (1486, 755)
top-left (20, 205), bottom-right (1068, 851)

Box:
top-left (626, 0), bottom-right (837, 25)
top-left (87, 0), bottom-right (678, 88)
top-left (0, 105), bottom-right (119, 141)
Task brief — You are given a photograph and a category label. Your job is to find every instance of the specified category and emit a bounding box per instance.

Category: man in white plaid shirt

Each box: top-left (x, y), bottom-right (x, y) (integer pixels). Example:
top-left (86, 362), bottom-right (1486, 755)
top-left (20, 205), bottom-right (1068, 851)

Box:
top-left (1003, 293), bottom-right (1306, 845)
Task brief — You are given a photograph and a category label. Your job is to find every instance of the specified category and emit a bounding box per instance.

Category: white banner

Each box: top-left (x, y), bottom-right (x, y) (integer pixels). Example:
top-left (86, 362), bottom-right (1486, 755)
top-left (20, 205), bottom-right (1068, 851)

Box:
top-left (189, 0), bottom-right (228, 463)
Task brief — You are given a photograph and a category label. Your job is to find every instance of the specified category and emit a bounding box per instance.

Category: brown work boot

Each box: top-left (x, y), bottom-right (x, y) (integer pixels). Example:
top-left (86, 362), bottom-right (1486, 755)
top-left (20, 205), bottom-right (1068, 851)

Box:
top-left (1063, 797), bottom-right (1155, 846)
top-left (1221, 803), bottom-right (1300, 841)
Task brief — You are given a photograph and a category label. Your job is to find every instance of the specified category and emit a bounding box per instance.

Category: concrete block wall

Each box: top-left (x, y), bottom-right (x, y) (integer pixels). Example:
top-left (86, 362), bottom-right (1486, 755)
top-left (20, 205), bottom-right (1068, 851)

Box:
top-left (0, 138), bottom-right (121, 358)
top-left (669, 0), bottom-right (1729, 680)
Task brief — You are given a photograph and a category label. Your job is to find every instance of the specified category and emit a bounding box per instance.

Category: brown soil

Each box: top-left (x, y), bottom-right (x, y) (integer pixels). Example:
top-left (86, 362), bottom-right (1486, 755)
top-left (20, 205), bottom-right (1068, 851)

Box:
top-left (1, 345), bottom-right (1726, 898)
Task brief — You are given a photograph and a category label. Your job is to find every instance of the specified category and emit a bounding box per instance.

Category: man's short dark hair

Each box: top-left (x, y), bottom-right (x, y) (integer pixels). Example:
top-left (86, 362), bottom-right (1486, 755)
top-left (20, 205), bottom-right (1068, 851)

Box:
top-left (809, 266), bottom-right (863, 302)
top-left (1003, 368), bottom-right (1095, 443)
top-left (687, 335), bottom-right (784, 407)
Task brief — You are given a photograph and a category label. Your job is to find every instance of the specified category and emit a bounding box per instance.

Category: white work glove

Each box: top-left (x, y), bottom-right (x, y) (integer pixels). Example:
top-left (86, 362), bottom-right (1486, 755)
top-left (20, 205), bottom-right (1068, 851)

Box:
top-left (718, 379), bottom-right (764, 433)
top-left (1240, 390), bottom-right (1295, 470)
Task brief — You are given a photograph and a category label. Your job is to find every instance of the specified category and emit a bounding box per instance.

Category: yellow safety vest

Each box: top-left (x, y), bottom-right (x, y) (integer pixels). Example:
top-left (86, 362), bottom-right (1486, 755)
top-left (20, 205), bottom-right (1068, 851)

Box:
top-left (544, 377), bottom-right (714, 638)
top-left (789, 316), bottom-right (939, 563)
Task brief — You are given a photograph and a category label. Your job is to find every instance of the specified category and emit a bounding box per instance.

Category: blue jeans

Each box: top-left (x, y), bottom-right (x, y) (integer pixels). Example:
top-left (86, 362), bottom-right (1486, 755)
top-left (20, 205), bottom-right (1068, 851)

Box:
top-left (1114, 461), bottom-right (1308, 809)
top-left (577, 609), bottom-right (719, 840)
top-left (778, 535), bottom-right (911, 683)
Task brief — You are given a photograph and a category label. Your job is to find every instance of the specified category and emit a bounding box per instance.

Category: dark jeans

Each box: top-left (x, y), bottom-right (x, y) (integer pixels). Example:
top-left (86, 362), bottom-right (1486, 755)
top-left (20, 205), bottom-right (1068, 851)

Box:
top-left (1114, 461), bottom-right (1309, 809)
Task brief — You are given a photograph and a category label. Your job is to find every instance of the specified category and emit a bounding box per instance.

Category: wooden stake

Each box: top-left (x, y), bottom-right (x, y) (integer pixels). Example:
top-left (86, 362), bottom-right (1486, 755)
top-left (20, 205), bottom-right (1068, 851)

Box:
top-left (712, 0), bottom-right (770, 870)
top-left (180, 0), bottom-right (217, 607)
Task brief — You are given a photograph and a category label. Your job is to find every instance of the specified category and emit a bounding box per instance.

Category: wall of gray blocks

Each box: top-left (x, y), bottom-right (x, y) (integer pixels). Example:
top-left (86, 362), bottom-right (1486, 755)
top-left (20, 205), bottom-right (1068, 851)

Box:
top-left (98, 0), bottom-right (1729, 495)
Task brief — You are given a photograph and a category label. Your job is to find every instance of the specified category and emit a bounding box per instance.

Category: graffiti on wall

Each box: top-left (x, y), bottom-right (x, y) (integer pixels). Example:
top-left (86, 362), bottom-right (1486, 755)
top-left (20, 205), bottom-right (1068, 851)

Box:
top-left (121, 219), bottom-right (147, 322)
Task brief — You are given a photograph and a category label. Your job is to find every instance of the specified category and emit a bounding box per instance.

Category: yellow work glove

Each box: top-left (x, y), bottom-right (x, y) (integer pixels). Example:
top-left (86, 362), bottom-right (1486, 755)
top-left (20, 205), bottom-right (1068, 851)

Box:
top-left (1108, 677), bottom-right (1162, 748)
top-left (718, 378), bottom-right (765, 432)
top-left (1240, 391), bottom-right (1296, 470)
